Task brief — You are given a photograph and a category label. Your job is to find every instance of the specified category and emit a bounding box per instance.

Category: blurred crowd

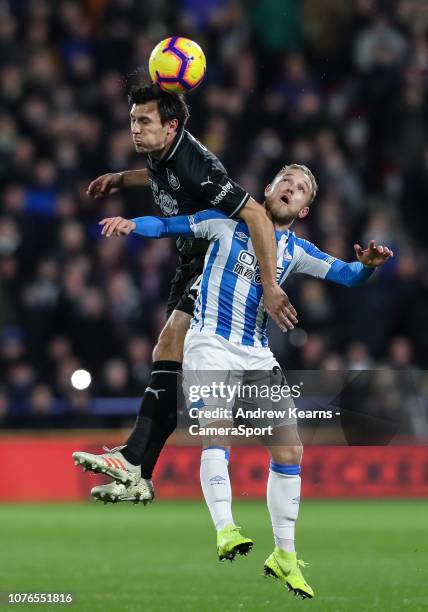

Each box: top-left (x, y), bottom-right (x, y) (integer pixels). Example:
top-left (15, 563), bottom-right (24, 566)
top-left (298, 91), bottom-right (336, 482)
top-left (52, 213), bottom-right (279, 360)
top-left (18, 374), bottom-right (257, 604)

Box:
top-left (1, 0), bottom-right (428, 426)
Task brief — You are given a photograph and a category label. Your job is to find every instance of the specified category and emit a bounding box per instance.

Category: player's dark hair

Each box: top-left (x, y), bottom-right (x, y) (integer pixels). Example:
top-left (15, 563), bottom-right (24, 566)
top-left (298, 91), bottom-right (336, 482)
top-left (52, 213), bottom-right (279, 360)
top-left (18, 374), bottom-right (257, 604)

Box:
top-left (128, 83), bottom-right (190, 130)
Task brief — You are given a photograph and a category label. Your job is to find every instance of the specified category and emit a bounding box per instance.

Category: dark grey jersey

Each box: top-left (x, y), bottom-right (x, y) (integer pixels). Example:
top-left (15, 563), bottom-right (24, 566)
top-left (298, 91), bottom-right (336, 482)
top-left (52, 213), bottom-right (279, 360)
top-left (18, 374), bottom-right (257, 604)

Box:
top-left (146, 129), bottom-right (250, 254)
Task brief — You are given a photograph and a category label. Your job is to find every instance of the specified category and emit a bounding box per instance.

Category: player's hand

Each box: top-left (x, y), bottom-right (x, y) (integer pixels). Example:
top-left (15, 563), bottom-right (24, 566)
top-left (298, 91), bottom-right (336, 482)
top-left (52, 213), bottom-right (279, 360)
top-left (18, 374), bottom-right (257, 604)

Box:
top-left (263, 284), bottom-right (298, 332)
top-left (354, 240), bottom-right (394, 267)
top-left (99, 217), bottom-right (136, 237)
top-left (87, 173), bottom-right (124, 199)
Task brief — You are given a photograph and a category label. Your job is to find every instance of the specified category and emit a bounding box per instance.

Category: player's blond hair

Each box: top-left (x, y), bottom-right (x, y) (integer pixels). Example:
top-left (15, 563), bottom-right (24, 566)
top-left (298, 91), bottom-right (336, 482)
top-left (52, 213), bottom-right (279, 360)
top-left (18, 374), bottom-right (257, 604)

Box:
top-left (279, 163), bottom-right (318, 205)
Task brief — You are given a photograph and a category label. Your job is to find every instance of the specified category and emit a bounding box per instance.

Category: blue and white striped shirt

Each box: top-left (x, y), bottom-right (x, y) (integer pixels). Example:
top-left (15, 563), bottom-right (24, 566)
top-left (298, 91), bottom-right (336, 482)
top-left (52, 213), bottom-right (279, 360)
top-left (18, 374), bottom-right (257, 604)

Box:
top-left (132, 210), bottom-right (374, 348)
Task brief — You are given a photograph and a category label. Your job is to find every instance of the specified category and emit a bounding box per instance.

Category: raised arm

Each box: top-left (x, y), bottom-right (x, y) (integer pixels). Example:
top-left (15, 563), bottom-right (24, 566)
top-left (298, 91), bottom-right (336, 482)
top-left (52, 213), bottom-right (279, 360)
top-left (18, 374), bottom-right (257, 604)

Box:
top-left (292, 238), bottom-right (393, 287)
top-left (181, 142), bottom-right (298, 332)
top-left (238, 200), bottom-right (298, 332)
top-left (87, 168), bottom-right (150, 199)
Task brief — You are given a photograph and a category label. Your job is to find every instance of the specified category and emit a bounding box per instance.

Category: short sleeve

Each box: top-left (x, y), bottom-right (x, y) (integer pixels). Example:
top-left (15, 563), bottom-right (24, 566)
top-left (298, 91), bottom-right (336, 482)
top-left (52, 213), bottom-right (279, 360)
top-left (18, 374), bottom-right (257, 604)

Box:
top-left (189, 162), bottom-right (250, 218)
top-left (292, 238), bottom-right (336, 278)
top-left (188, 210), bottom-right (236, 240)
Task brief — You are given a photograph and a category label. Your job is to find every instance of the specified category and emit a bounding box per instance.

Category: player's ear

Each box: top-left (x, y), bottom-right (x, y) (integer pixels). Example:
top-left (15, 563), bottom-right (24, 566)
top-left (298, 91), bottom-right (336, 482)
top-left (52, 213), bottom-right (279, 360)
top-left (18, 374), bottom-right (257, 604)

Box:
top-left (264, 183), bottom-right (272, 197)
top-left (298, 206), bottom-right (310, 219)
top-left (168, 118), bottom-right (179, 134)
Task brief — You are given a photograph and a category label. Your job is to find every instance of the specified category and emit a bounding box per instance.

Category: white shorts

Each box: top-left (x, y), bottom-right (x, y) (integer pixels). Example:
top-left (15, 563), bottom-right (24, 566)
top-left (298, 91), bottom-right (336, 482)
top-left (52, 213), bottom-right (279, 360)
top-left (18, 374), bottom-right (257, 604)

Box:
top-left (182, 329), bottom-right (296, 428)
top-left (183, 329), bottom-right (279, 371)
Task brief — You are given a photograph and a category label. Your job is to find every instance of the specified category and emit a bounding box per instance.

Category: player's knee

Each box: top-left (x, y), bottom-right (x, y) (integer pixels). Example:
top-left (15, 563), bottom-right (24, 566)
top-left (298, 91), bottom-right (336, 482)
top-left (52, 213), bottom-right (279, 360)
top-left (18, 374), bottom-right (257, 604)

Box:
top-left (201, 427), bottom-right (231, 452)
top-left (152, 336), bottom-right (177, 361)
top-left (270, 444), bottom-right (303, 466)
top-left (201, 443), bottom-right (231, 454)
top-left (153, 311), bottom-right (191, 362)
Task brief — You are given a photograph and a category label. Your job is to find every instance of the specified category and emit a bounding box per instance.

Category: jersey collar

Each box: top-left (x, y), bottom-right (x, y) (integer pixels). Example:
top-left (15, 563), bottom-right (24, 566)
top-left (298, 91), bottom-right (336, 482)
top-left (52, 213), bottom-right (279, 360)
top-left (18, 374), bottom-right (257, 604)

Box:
top-left (275, 228), bottom-right (290, 241)
top-left (146, 129), bottom-right (185, 168)
top-left (164, 128), bottom-right (185, 162)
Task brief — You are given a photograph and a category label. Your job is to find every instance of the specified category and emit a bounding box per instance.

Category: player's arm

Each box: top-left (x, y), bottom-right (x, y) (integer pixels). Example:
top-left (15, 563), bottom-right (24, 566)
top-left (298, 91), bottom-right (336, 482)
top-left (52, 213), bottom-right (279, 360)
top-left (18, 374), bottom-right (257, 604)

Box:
top-left (293, 238), bottom-right (393, 287)
top-left (87, 169), bottom-right (150, 199)
top-left (99, 214), bottom-right (194, 238)
top-left (237, 199), bottom-right (298, 331)
top-left (98, 209), bottom-right (228, 239)
top-left (192, 162), bottom-right (297, 331)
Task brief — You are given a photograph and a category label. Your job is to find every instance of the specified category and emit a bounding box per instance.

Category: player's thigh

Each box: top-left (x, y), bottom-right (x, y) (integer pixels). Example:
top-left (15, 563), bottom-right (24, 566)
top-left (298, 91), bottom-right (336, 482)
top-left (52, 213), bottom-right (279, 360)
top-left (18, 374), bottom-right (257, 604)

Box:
top-left (183, 336), bottom-right (241, 418)
top-left (264, 424), bottom-right (303, 465)
top-left (158, 263), bottom-right (203, 362)
top-left (183, 329), bottom-right (244, 370)
top-left (166, 255), bottom-right (204, 320)
top-left (153, 309), bottom-right (192, 362)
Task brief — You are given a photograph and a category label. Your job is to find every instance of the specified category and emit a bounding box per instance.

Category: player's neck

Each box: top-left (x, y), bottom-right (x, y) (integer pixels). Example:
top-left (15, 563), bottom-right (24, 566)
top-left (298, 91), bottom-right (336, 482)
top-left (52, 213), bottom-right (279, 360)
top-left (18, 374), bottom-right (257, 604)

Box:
top-left (264, 203), bottom-right (294, 232)
top-left (275, 219), bottom-right (294, 231)
top-left (153, 130), bottom-right (180, 161)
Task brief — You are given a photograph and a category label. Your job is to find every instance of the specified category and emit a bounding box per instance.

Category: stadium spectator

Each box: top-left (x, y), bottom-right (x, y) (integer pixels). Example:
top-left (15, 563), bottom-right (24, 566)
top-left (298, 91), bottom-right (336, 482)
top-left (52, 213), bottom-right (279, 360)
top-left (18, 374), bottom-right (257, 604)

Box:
top-left (0, 0), bottom-right (426, 426)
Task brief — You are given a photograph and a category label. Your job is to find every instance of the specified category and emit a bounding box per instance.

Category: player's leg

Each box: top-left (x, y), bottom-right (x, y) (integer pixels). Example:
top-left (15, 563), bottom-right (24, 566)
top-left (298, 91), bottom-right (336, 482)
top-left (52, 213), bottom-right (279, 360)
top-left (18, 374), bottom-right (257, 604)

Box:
top-left (73, 257), bottom-right (201, 492)
top-left (200, 431), bottom-right (233, 531)
top-left (72, 309), bottom-right (189, 487)
top-left (124, 265), bottom-right (202, 479)
top-left (200, 433), bottom-right (253, 562)
top-left (184, 333), bottom-right (253, 561)
top-left (266, 427), bottom-right (303, 555)
top-left (122, 308), bottom-right (190, 474)
top-left (263, 425), bottom-right (314, 598)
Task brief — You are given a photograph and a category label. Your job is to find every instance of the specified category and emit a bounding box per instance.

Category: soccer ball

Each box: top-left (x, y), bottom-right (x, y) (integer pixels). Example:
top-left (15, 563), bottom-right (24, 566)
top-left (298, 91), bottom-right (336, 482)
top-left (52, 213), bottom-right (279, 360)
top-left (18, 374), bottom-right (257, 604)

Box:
top-left (148, 37), bottom-right (206, 94)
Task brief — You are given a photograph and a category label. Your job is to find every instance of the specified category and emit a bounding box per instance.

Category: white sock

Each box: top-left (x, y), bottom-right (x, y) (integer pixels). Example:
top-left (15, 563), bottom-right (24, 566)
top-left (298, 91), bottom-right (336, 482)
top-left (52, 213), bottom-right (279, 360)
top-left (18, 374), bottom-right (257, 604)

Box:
top-left (200, 447), bottom-right (234, 531)
top-left (267, 463), bottom-right (301, 553)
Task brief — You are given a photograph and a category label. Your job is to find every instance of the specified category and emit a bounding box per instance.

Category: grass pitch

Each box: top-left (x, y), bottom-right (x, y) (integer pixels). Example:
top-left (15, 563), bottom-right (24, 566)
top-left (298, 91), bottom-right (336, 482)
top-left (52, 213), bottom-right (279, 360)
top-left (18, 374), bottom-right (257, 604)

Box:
top-left (0, 500), bottom-right (426, 611)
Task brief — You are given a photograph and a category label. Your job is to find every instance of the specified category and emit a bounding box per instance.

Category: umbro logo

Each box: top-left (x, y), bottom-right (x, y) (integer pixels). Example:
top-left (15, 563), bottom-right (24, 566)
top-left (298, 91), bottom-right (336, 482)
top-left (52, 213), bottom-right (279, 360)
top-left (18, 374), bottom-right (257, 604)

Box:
top-left (209, 475), bottom-right (226, 483)
top-left (236, 231), bottom-right (248, 242)
top-left (146, 387), bottom-right (166, 400)
top-left (200, 176), bottom-right (213, 186)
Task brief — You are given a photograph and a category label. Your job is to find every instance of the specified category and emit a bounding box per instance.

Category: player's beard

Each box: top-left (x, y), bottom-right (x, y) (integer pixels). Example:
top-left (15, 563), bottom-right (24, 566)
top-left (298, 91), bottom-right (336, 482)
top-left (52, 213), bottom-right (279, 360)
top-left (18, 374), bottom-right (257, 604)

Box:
top-left (266, 200), bottom-right (297, 227)
top-left (271, 210), bottom-right (296, 226)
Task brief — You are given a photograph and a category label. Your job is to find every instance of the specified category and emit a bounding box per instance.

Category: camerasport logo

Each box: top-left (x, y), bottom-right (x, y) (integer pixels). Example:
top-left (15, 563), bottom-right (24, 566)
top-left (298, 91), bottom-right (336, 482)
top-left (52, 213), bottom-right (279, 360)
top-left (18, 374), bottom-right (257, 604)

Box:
top-left (211, 181), bottom-right (233, 206)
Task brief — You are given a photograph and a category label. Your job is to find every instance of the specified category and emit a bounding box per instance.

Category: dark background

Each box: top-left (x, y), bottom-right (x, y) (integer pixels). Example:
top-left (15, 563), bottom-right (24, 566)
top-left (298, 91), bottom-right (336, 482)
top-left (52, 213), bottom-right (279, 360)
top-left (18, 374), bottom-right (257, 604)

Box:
top-left (0, 0), bottom-right (427, 426)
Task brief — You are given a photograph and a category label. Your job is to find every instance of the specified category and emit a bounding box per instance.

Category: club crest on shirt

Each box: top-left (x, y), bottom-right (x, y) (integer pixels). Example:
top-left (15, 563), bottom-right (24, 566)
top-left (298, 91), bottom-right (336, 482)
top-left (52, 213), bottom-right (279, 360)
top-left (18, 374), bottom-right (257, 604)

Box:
top-left (167, 168), bottom-right (180, 190)
top-left (157, 190), bottom-right (179, 216)
top-left (150, 179), bottom-right (178, 216)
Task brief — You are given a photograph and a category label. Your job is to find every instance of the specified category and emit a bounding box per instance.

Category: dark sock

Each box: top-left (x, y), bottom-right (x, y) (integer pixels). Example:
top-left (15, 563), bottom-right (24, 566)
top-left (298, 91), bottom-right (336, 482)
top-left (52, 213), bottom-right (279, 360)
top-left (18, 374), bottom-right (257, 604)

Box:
top-left (122, 360), bottom-right (181, 465)
top-left (139, 411), bottom-right (177, 479)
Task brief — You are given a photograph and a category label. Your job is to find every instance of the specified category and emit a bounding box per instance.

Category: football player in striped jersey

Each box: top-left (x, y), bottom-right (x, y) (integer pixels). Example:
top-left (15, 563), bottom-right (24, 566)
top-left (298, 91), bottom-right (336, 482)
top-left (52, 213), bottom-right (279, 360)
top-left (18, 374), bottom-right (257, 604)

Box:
top-left (90, 164), bottom-right (392, 598)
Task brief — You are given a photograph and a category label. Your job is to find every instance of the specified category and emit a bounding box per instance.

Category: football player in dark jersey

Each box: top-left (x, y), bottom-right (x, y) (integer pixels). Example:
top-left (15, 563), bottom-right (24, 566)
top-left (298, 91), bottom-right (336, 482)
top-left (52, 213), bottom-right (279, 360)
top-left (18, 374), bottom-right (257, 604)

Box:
top-left (73, 84), bottom-right (298, 502)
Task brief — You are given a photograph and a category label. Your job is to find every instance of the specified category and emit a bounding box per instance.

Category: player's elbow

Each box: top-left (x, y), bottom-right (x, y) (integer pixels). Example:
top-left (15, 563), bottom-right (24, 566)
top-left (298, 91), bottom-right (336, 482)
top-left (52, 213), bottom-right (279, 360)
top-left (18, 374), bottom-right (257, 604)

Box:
top-left (238, 198), bottom-right (270, 225)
